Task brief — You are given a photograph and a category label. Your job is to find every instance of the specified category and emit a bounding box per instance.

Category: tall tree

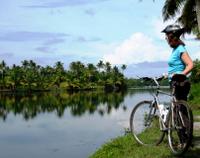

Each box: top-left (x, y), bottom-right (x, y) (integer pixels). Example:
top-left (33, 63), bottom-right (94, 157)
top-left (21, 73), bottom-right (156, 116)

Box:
top-left (87, 63), bottom-right (97, 82)
top-left (21, 60), bottom-right (38, 90)
top-left (162, 0), bottom-right (200, 38)
top-left (196, 0), bottom-right (200, 34)
top-left (8, 64), bottom-right (22, 90)
top-left (0, 60), bottom-right (7, 88)
top-left (105, 62), bottom-right (111, 73)
top-left (97, 60), bottom-right (104, 71)
top-left (53, 61), bottom-right (65, 87)
top-left (121, 64), bottom-right (127, 72)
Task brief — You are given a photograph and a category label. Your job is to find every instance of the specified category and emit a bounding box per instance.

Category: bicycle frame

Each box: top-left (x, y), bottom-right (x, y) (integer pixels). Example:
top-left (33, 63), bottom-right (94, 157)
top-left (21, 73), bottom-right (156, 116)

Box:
top-left (147, 77), bottom-right (178, 132)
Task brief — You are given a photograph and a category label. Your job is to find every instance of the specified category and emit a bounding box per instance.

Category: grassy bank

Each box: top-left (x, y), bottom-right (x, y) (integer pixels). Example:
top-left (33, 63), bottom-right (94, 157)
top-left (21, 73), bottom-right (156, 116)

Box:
top-left (90, 133), bottom-right (200, 158)
top-left (189, 83), bottom-right (200, 115)
top-left (90, 134), bottom-right (170, 158)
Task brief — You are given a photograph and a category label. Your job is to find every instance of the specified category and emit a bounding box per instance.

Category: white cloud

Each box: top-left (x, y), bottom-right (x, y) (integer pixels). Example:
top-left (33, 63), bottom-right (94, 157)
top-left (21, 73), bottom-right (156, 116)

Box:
top-left (151, 17), bottom-right (177, 40)
top-left (103, 32), bottom-right (170, 65)
top-left (190, 50), bottom-right (200, 60)
top-left (185, 39), bottom-right (200, 60)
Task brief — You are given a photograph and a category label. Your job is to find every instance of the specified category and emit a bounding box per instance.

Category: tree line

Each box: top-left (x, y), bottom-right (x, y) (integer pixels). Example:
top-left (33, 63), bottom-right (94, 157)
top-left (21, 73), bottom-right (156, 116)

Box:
top-left (0, 60), bottom-right (127, 92)
top-left (1, 59), bottom-right (200, 91)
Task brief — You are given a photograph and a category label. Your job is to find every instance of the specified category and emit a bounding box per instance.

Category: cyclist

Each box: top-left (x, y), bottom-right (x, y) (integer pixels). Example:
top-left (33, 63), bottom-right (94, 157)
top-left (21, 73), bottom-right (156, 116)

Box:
top-left (162, 24), bottom-right (194, 146)
top-left (162, 24), bottom-right (193, 101)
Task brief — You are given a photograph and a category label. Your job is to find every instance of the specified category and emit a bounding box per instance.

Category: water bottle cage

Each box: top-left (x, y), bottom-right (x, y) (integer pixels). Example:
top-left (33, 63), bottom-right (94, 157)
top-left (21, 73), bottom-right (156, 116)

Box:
top-left (159, 105), bottom-right (169, 123)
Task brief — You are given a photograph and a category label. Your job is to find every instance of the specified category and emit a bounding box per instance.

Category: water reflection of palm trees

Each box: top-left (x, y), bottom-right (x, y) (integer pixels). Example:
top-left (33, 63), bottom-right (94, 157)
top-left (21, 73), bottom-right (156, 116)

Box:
top-left (0, 91), bottom-right (128, 120)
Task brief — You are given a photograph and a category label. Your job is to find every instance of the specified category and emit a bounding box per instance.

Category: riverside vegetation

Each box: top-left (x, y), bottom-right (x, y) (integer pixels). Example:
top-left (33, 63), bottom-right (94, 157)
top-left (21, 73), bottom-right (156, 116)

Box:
top-left (0, 59), bottom-right (172, 92)
top-left (0, 60), bottom-right (127, 92)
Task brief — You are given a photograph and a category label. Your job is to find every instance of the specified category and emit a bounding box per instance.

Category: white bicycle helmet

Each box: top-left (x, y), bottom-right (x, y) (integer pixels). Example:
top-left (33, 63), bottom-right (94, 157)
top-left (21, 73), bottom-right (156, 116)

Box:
top-left (162, 24), bottom-right (185, 37)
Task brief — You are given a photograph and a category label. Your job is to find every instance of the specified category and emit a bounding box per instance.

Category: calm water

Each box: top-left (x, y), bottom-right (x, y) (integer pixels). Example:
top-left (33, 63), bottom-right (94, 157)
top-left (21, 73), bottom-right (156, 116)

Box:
top-left (0, 89), bottom-right (170, 158)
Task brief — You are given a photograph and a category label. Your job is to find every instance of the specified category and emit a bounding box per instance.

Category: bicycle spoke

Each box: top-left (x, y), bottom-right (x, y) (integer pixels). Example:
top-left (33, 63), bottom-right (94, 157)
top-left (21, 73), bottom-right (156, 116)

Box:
top-left (168, 100), bottom-right (193, 155)
top-left (130, 100), bottom-right (165, 146)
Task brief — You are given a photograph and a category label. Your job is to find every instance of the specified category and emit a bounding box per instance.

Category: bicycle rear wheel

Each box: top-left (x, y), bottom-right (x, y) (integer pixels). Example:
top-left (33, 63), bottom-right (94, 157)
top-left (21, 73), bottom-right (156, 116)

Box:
top-left (130, 100), bottom-right (165, 146)
top-left (168, 100), bottom-right (193, 155)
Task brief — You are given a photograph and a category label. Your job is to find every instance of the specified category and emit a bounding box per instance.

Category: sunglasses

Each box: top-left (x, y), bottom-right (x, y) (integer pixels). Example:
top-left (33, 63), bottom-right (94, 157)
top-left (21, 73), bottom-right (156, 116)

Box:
top-left (165, 34), bottom-right (176, 42)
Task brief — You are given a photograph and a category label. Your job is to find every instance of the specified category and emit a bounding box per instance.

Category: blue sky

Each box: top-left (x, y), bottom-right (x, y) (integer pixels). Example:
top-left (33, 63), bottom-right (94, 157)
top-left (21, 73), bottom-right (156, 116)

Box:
top-left (0, 0), bottom-right (199, 77)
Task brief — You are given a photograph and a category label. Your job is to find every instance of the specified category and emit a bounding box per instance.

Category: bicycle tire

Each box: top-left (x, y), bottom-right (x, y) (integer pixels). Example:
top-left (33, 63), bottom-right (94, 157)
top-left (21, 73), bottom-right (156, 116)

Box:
top-left (168, 100), bottom-right (193, 155)
top-left (130, 100), bottom-right (165, 146)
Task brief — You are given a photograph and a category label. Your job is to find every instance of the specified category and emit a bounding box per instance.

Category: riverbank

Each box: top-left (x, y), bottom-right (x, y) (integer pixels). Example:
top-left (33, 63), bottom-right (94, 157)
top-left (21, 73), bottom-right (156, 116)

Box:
top-left (90, 115), bottom-right (200, 158)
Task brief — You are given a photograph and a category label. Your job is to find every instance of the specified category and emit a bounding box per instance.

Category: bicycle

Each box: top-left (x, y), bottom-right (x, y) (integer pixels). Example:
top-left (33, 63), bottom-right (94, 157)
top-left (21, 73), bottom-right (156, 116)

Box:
top-left (129, 74), bottom-right (193, 156)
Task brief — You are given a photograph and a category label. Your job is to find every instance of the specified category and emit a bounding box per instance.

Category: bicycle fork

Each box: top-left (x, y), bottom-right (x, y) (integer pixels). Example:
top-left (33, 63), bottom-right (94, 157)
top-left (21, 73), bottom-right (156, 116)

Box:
top-left (144, 102), bottom-right (157, 127)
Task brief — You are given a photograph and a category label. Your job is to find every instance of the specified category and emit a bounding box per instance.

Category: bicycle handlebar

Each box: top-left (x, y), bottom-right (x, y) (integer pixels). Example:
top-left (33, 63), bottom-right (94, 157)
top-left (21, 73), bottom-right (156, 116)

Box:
top-left (140, 76), bottom-right (165, 87)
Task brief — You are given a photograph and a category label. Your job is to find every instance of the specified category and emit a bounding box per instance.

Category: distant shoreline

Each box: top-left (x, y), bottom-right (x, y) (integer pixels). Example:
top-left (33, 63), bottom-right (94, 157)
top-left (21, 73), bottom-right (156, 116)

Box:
top-left (129, 86), bottom-right (170, 90)
top-left (0, 86), bottom-right (170, 93)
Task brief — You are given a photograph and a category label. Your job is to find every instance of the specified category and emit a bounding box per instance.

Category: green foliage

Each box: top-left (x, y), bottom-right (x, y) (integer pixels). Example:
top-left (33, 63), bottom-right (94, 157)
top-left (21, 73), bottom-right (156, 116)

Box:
top-left (162, 0), bottom-right (199, 37)
top-left (126, 78), bottom-right (143, 87)
top-left (189, 83), bottom-right (200, 111)
top-left (191, 59), bottom-right (200, 83)
top-left (126, 78), bottom-right (169, 88)
top-left (0, 60), bottom-right (127, 91)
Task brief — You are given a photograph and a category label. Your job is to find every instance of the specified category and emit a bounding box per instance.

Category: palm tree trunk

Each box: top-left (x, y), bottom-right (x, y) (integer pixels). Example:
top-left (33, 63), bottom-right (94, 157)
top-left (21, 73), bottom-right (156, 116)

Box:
top-left (196, 0), bottom-right (200, 34)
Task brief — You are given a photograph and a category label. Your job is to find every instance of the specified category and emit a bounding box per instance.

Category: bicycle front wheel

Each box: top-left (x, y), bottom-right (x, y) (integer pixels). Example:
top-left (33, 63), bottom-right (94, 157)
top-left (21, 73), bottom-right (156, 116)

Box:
top-left (130, 100), bottom-right (165, 146)
top-left (168, 100), bottom-right (193, 155)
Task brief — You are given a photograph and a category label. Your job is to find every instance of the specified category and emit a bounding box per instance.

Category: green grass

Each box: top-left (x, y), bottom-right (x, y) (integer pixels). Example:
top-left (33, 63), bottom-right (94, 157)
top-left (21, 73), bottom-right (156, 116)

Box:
top-left (89, 134), bottom-right (171, 158)
top-left (90, 132), bottom-right (200, 158)
top-left (189, 83), bottom-right (200, 108)
top-left (188, 83), bottom-right (200, 116)
top-left (90, 133), bottom-right (200, 158)
top-left (90, 111), bottom-right (200, 158)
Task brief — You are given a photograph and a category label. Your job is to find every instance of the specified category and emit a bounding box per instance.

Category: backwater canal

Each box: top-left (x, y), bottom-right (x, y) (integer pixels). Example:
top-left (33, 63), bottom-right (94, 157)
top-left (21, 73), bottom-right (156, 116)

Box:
top-left (0, 89), bottom-right (170, 158)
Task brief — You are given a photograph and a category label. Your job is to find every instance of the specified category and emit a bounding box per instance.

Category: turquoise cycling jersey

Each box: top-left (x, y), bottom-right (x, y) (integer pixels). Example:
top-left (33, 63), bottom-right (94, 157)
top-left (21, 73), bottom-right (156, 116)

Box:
top-left (168, 45), bottom-right (186, 77)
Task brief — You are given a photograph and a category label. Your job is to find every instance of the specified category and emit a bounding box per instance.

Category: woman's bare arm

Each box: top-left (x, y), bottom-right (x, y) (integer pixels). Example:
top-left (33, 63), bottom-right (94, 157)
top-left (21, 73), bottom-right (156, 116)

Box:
top-left (181, 52), bottom-right (193, 75)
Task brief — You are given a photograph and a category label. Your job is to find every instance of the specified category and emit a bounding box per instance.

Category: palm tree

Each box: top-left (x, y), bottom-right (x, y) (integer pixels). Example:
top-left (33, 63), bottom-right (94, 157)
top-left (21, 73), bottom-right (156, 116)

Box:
top-left (197, 0), bottom-right (200, 32)
top-left (0, 60), bottom-right (7, 88)
top-left (191, 59), bottom-right (200, 82)
top-left (87, 63), bottom-right (98, 83)
top-left (69, 61), bottom-right (86, 88)
top-left (21, 60), bottom-right (38, 90)
top-left (53, 61), bottom-right (65, 87)
top-left (22, 60), bottom-right (29, 68)
top-left (69, 61), bottom-right (85, 76)
top-left (97, 60), bottom-right (104, 71)
top-left (162, 0), bottom-right (200, 38)
top-left (121, 64), bottom-right (127, 72)
top-left (44, 65), bottom-right (54, 87)
top-left (87, 63), bottom-right (96, 72)
top-left (105, 62), bottom-right (111, 73)
top-left (9, 64), bottom-right (22, 90)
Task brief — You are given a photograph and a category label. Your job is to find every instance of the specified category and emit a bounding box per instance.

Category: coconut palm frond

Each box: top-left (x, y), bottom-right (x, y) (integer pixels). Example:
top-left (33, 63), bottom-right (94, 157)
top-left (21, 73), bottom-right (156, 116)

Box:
top-left (177, 0), bottom-right (197, 33)
top-left (162, 0), bottom-right (186, 21)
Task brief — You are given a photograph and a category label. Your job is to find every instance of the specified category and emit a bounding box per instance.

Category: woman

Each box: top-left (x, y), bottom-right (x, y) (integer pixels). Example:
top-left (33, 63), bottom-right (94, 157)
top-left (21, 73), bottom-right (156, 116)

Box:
top-left (162, 24), bottom-right (193, 100)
